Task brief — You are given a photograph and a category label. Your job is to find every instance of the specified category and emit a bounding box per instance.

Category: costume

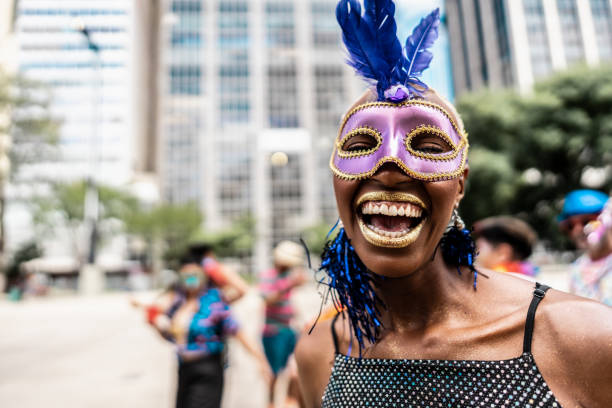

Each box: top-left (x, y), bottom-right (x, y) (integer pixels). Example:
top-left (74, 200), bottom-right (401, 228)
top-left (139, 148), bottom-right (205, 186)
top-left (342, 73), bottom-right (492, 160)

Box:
top-left (167, 287), bottom-right (238, 408)
top-left (320, 0), bottom-right (476, 354)
top-left (570, 253), bottom-right (612, 305)
top-left (259, 267), bottom-right (298, 374)
top-left (316, 1), bottom-right (565, 406)
top-left (322, 284), bottom-right (562, 408)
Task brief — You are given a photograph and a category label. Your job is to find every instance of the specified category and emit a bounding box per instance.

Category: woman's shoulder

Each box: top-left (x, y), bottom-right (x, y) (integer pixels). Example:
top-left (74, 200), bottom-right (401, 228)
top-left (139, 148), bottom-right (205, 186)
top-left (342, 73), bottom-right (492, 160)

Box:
top-left (295, 316), bottom-right (339, 408)
top-left (533, 289), bottom-right (612, 406)
top-left (536, 288), bottom-right (612, 350)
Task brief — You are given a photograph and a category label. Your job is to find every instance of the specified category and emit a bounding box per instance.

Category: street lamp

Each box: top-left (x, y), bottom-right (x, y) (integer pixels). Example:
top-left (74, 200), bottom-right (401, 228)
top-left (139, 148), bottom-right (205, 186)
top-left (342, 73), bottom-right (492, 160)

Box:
top-left (73, 18), bottom-right (103, 293)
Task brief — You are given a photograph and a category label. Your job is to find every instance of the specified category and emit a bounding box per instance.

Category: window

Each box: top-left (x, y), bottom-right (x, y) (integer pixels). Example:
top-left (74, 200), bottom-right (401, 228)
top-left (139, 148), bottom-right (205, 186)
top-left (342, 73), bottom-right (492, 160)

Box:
top-left (557, 0), bottom-right (585, 65)
top-left (523, 0), bottom-right (553, 78)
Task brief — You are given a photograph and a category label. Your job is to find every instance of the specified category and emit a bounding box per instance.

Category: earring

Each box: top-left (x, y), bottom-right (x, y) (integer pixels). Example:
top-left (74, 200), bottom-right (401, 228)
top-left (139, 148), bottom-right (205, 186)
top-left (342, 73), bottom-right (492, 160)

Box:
top-left (317, 221), bottom-right (384, 356)
top-left (440, 207), bottom-right (479, 289)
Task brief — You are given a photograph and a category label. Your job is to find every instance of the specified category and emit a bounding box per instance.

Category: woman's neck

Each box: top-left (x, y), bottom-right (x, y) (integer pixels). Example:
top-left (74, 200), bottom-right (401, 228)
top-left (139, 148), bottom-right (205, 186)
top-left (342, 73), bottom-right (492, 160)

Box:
top-left (375, 251), bottom-right (477, 332)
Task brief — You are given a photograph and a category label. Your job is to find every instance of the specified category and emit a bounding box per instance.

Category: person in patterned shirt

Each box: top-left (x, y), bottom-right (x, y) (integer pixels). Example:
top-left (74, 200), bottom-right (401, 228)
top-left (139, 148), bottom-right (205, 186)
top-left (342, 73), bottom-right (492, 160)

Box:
top-left (146, 256), bottom-right (271, 408)
top-left (260, 240), bottom-right (306, 408)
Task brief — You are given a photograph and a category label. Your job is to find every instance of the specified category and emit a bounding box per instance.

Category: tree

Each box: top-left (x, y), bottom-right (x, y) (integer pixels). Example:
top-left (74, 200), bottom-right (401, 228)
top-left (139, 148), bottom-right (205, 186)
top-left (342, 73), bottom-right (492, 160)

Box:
top-left (31, 181), bottom-right (139, 263)
top-left (457, 64), bottom-right (612, 248)
top-left (192, 214), bottom-right (256, 259)
top-left (3, 241), bottom-right (43, 292)
top-left (0, 70), bottom-right (60, 177)
top-left (123, 201), bottom-right (204, 269)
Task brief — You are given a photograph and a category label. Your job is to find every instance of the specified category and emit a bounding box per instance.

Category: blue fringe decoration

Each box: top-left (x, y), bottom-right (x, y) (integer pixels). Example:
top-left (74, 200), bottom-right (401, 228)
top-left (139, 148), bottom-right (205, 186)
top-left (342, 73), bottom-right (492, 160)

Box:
top-left (440, 226), bottom-right (479, 289)
top-left (336, 0), bottom-right (440, 101)
top-left (318, 225), bottom-right (385, 356)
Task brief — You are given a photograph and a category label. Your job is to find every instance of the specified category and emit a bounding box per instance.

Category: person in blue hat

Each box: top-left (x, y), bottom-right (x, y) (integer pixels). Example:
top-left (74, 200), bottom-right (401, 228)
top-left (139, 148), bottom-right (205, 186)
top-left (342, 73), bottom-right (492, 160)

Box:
top-left (559, 189), bottom-right (612, 305)
top-left (558, 189), bottom-right (609, 250)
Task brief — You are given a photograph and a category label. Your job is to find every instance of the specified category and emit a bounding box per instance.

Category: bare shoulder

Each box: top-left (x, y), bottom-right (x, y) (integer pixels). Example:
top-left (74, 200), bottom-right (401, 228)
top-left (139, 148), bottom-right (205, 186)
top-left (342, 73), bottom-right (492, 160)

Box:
top-left (295, 317), bottom-right (338, 408)
top-left (532, 289), bottom-right (612, 407)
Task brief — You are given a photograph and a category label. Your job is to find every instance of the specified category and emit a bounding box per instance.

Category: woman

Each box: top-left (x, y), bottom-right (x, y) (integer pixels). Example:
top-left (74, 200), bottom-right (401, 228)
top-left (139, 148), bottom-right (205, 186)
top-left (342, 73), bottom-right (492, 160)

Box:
top-left (147, 256), bottom-right (271, 408)
top-left (295, 2), bottom-right (612, 407)
top-left (260, 240), bottom-right (307, 408)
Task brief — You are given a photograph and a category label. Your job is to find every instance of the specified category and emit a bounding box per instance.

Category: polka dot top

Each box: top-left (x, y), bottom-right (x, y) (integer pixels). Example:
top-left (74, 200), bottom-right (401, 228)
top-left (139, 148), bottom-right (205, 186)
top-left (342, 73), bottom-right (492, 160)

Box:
top-left (322, 284), bottom-right (562, 407)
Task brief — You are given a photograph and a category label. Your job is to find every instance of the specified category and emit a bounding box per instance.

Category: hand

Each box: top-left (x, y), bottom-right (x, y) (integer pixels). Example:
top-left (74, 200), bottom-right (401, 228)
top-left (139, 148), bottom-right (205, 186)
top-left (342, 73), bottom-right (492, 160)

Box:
top-left (153, 314), bottom-right (171, 332)
top-left (257, 356), bottom-right (274, 385)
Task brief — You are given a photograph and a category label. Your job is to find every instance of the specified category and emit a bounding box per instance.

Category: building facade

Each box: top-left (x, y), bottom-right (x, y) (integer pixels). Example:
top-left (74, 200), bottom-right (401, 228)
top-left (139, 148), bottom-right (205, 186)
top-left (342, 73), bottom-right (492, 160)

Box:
top-left (14, 0), bottom-right (135, 186)
top-left (158, 0), bottom-right (366, 271)
top-left (446, 0), bottom-right (612, 95)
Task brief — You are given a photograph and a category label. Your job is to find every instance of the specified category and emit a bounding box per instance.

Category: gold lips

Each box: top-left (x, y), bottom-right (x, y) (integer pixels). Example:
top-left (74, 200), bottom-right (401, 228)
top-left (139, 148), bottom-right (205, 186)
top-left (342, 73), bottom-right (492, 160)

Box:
top-left (355, 191), bottom-right (427, 248)
top-left (356, 192), bottom-right (427, 209)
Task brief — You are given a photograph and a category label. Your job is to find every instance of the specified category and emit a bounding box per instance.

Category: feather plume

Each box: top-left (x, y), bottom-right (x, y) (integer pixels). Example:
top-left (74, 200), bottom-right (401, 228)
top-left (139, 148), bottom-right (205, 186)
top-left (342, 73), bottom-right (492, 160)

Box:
top-left (336, 0), bottom-right (402, 99)
top-left (403, 8), bottom-right (440, 80)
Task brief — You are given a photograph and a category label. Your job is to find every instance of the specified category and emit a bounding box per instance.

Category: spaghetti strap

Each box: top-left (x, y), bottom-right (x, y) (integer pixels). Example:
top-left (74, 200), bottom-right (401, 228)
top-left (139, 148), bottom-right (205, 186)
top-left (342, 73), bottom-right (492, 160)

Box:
top-left (523, 282), bottom-right (551, 353)
top-left (331, 312), bottom-right (341, 354)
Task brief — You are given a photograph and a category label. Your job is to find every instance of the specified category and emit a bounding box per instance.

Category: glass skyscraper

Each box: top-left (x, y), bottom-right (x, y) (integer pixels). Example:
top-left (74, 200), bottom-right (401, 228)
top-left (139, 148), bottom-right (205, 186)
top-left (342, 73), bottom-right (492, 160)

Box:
top-left (446, 0), bottom-right (612, 95)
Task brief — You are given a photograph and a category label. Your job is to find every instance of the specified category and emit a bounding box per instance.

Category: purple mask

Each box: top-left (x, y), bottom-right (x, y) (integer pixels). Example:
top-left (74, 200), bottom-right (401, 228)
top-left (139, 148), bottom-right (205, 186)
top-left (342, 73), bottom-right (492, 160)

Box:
top-left (330, 100), bottom-right (468, 182)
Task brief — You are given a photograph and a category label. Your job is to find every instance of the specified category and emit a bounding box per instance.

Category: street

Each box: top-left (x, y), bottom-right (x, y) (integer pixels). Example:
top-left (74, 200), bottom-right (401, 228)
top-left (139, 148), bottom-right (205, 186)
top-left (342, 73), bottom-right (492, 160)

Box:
top-left (0, 268), bottom-right (568, 408)
top-left (0, 284), bottom-right (322, 408)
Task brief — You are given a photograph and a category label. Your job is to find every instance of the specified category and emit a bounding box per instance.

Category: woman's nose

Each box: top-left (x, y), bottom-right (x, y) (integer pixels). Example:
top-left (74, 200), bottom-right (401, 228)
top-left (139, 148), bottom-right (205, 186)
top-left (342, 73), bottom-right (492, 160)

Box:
top-left (370, 161), bottom-right (415, 188)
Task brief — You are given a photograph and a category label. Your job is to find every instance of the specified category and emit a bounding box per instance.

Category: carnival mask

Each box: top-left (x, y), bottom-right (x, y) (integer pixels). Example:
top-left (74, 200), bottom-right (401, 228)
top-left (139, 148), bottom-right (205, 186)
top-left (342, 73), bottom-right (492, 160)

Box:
top-left (330, 100), bottom-right (468, 182)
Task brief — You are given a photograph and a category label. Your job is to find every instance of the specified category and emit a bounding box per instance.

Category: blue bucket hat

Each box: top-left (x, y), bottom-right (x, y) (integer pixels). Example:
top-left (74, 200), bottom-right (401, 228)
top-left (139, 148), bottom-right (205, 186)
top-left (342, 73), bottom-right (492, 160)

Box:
top-left (558, 189), bottom-right (609, 221)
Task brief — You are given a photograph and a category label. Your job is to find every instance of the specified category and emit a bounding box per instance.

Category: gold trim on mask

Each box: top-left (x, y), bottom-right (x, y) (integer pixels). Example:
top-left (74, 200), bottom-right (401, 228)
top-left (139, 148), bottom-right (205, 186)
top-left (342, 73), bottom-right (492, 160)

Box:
top-left (405, 125), bottom-right (465, 162)
top-left (330, 100), bottom-right (469, 182)
top-left (329, 151), bottom-right (468, 182)
top-left (337, 100), bottom-right (468, 141)
top-left (336, 126), bottom-right (383, 159)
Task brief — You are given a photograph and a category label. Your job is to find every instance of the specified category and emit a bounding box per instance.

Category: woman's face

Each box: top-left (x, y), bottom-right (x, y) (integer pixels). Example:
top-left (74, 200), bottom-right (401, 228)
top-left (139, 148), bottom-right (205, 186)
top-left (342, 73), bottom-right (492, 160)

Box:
top-left (179, 264), bottom-right (207, 293)
top-left (334, 165), bottom-right (466, 277)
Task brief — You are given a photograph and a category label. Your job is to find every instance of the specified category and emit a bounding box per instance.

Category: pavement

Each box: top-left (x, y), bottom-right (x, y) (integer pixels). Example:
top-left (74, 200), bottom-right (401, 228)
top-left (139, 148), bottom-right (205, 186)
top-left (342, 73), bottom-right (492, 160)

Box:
top-left (0, 268), bottom-right (569, 408)
top-left (0, 285), bottom-right (322, 408)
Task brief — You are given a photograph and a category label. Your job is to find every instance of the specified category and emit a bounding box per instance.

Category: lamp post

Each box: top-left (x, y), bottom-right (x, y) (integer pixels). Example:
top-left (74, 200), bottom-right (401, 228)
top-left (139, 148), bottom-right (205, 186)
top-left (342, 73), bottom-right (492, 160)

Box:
top-left (73, 18), bottom-right (103, 294)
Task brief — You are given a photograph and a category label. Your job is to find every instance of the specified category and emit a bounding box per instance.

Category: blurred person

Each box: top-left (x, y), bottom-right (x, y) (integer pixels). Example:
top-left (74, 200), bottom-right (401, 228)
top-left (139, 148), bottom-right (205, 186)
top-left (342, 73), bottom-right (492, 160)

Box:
top-left (143, 255), bottom-right (271, 408)
top-left (558, 189), bottom-right (612, 305)
top-left (558, 189), bottom-right (608, 250)
top-left (260, 240), bottom-right (307, 408)
top-left (473, 216), bottom-right (538, 278)
top-left (568, 194), bottom-right (612, 305)
top-left (189, 243), bottom-right (250, 303)
top-left (295, 4), bottom-right (612, 408)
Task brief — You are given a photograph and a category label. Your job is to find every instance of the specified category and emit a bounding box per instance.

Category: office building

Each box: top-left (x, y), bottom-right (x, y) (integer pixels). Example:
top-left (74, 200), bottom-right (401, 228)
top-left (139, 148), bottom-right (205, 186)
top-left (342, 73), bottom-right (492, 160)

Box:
top-left (446, 0), bottom-right (612, 95)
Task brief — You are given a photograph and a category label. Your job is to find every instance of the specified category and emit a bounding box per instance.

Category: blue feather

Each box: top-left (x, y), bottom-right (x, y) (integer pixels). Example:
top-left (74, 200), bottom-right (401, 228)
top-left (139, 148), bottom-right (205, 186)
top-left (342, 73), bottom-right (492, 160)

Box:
top-left (336, 0), bottom-right (402, 98)
top-left (403, 8), bottom-right (440, 80)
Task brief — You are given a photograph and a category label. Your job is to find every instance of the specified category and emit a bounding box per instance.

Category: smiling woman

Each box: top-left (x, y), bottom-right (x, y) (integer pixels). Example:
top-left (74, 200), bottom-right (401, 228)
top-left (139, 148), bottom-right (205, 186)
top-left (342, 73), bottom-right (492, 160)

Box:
top-left (294, 1), bottom-right (612, 408)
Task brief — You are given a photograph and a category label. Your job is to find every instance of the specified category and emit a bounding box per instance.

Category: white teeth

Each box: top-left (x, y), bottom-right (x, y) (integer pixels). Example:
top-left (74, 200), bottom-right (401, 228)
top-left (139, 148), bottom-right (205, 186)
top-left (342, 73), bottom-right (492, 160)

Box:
top-left (370, 225), bottom-right (410, 238)
top-left (360, 201), bottom-right (424, 217)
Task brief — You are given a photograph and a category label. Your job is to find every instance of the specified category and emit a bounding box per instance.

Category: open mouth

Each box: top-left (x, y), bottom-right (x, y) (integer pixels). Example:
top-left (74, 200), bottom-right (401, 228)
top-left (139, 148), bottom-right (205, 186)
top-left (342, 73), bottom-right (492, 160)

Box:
top-left (355, 192), bottom-right (427, 248)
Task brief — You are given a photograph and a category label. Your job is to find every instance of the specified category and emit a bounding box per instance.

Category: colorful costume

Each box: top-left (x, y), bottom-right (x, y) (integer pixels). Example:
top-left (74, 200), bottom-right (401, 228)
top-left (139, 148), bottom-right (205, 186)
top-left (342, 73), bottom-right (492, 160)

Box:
top-left (259, 267), bottom-right (298, 374)
top-left (315, 1), bottom-right (566, 407)
top-left (167, 288), bottom-right (238, 408)
top-left (319, 0), bottom-right (476, 354)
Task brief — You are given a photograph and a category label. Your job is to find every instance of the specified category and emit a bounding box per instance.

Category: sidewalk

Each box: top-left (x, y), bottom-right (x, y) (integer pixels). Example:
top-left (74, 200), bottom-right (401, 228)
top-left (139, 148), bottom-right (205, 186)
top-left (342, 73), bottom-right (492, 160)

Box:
top-left (0, 285), bottom-right (322, 408)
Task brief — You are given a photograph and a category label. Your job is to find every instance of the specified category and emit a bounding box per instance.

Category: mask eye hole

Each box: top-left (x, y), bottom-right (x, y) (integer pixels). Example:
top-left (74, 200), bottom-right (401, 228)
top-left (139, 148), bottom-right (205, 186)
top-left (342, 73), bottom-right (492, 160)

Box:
top-left (337, 127), bottom-right (382, 158)
top-left (405, 127), bottom-right (458, 159)
top-left (409, 132), bottom-right (453, 154)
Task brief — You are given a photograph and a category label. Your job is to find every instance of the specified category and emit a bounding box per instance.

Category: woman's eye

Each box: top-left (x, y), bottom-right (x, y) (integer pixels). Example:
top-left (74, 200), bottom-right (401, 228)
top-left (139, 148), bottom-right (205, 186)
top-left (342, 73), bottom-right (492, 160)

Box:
top-left (409, 133), bottom-right (452, 154)
top-left (342, 134), bottom-right (377, 152)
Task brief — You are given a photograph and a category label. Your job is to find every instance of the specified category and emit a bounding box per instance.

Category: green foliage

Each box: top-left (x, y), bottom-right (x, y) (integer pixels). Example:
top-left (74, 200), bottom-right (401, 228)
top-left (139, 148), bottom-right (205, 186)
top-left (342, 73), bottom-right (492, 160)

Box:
top-left (4, 241), bottom-right (42, 280)
top-left (30, 181), bottom-right (140, 260)
top-left (0, 70), bottom-right (59, 176)
top-left (124, 202), bottom-right (204, 268)
top-left (457, 64), bottom-right (612, 248)
top-left (301, 220), bottom-right (335, 257)
top-left (192, 214), bottom-right (255, 259)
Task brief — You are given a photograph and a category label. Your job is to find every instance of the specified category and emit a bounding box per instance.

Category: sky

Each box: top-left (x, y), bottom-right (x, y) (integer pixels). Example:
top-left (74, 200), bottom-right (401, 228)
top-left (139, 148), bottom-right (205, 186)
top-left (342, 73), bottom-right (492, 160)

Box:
top-left (395, 0), bottom-right (454, 100)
